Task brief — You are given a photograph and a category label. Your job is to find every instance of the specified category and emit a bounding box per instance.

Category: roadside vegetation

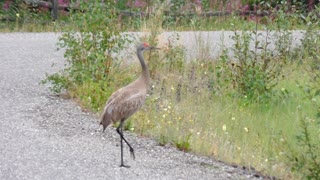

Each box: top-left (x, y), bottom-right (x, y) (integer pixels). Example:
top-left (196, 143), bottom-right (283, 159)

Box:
top-left (2, 0), bottom-right (320, 179)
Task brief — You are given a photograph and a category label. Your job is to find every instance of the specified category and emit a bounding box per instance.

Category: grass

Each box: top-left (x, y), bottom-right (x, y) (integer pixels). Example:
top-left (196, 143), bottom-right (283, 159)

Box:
top-left (126, 60), bottom-right (316, 178)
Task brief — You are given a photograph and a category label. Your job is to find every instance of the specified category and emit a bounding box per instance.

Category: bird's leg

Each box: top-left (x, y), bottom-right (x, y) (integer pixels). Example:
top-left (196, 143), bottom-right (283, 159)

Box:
top-left (117, 122), bottom-right (128, 168)
top-left (120, 126), bottom-right (125, 167)
top-left (116, 120), bottom-right (135, 159)
top-left (116, 120), bottom-right (134, 167)
top-left (117, 120), bottom-right (135, 159)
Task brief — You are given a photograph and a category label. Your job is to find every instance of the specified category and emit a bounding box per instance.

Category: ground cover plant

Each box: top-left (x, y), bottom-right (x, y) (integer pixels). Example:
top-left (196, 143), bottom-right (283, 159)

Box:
top-left (14, 0), bottom-right (319, 179)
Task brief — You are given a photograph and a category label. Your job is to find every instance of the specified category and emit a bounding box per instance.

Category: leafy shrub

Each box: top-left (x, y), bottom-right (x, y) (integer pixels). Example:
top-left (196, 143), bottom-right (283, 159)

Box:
top-left (161, 33), bottom-right (186, 73)
top-left (214, 2), bottom-right (303, 103)
top-left (41, 72), bottom-right (70, 93)
top-left (218, 29), bottom-right (288, 102)
top-left (43, 0), bottom-right (130, 110)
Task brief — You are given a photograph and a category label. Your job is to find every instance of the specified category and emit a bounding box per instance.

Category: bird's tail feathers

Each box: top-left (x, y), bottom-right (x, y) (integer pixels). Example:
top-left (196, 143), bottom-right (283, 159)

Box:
top-left (100, 112), bottom-right (112, 132)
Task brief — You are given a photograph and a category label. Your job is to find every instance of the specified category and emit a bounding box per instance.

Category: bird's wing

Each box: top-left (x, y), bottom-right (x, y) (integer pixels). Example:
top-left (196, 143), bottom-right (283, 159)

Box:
top-left (100, 87), bottom-right (125, 130)
top-left (110, 88), bottom-right (146, 119)
top-left (105, 87), bottom-right (124, 105)
top-left (101, 87), bottom-right (146, 127)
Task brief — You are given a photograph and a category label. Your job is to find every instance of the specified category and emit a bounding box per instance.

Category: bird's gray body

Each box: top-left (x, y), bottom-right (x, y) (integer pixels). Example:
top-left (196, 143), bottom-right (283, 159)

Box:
top-left (100, 75), bottom-right (149, 130)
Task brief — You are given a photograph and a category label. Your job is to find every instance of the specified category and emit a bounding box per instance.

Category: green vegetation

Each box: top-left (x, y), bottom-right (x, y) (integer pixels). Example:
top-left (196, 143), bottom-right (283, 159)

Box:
top-left (3, 0), bottom-right (320, 179)
top-left (0, 1), bottom-right (56, 31)
top-left (1, 0), bottom-right (318, 32)
top-left (283, 15), bottom-right (320, 179)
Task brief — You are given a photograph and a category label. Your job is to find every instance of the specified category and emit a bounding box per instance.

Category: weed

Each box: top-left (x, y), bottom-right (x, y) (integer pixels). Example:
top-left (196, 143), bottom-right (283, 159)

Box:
top-left (287, 118), bottom-right (320, 179)
top-left (174, 134), bottom-right (192, 152)
top-left (158, 134), bottom-right (169, 146)
top-left (41, 72), bottom-right (70, 94)
top-left (161, 33), bottom-right (186, 73)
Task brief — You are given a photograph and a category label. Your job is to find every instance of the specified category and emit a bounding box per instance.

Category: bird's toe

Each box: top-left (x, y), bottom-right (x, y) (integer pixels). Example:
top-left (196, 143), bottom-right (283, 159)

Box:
top-left (120, 164), bottom-right (131, 168)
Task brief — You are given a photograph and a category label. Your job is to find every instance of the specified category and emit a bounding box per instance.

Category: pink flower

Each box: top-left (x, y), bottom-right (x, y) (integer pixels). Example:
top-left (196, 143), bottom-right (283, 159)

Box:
top-left (3, 1), bottom-right (11, 10)
top-left (134, 0), bottom-right (146, 8)
top-left (194, 0), bottom-right (201, 6)
top-left (58, 0), bottom-right (69, 6)
top-left (241, 4), bottom-right (249, 15)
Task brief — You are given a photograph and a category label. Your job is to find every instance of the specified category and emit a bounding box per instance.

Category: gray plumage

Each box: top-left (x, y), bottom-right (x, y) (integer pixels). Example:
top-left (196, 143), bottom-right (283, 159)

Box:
top-left (100, 43), bottom-right (158, 167)
top-left (100, 73), bottom-right (149, 130)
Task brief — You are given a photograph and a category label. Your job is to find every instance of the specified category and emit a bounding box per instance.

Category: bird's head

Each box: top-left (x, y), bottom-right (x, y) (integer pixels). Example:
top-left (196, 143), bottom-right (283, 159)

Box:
top-left (138, 42), bottom-right (160, 52)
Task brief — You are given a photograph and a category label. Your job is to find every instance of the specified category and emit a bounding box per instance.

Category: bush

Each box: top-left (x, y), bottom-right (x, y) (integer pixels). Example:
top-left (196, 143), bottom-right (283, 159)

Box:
top-left (42, 0), bottom-right (131, 111)
top-left (218, 28), bottom-right (288, 102)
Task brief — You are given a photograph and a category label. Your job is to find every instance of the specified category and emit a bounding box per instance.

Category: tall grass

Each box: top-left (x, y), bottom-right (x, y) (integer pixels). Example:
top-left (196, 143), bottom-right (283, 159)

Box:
top-left (129, 54), bottom-right (316, 178)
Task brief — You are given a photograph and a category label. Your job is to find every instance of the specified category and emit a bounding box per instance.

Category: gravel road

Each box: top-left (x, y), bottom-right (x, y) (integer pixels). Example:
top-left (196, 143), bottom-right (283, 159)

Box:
top-left (0, 33), bottom-right (263, 180)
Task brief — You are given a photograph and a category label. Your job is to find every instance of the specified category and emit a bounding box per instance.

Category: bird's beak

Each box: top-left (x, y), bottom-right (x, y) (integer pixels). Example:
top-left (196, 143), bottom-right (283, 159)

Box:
top-left (150, 46), bottom-right (161, 50)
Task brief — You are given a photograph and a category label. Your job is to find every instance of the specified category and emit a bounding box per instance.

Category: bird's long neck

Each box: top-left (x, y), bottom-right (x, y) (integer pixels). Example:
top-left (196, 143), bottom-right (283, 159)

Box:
top-left (137, 49), bottom-right (150, 86)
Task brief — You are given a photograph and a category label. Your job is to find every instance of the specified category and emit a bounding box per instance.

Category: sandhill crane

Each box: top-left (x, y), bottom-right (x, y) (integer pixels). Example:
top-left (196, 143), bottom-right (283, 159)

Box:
top-left (100, 42), bottom-right (158, 167)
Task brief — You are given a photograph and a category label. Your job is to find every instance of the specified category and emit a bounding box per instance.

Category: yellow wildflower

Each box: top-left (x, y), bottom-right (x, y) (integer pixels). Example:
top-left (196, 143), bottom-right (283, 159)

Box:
top-left (222, 124), bottom-right (227, 131)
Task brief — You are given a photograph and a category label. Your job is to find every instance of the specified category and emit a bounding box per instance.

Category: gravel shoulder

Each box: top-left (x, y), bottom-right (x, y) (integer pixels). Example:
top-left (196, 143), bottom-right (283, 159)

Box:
top-left (0, 33), bottom-right (263, 180)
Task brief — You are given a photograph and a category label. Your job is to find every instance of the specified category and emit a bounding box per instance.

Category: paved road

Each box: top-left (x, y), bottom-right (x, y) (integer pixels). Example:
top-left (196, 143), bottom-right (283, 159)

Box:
top-left (0, 33), bottom-right (261, 180)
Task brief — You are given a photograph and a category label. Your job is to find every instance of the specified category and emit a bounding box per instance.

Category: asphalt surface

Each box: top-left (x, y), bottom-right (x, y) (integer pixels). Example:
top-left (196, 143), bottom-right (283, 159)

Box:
top-left (0, 33), bottom-right (263, 180)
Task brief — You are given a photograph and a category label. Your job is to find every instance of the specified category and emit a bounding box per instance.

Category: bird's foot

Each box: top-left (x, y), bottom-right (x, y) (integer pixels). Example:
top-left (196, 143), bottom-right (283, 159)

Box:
top-left (129, 148), bottom-right (135, 160)
top-left (120, 164), bottom-right (131, 168)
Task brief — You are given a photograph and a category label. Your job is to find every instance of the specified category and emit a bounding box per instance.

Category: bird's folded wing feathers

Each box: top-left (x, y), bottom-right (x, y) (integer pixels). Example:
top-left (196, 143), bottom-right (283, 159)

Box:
top-left (104, 88), bottom-right (146, 119)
